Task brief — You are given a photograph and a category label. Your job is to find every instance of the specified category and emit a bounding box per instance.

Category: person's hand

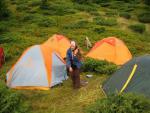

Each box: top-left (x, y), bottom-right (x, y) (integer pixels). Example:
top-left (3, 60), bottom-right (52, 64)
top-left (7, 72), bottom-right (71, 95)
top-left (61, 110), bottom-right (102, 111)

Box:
top-left (69, 67), bottom-right (73, 72)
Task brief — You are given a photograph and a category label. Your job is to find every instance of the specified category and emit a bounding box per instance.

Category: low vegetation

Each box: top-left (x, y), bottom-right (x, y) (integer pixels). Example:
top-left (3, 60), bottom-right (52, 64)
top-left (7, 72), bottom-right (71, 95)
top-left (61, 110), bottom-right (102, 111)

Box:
top-left (0, 0), bottom-right (150, 113)
top-left (0, 81), bottom-right (29, 113)
top-left (129, 24), bottom-right (146, 33)
top-left (138, 12), bottom-right (150, 23)
top-left (94, 17), bottom-right (117, 26)
top-left (0, 0), bottom-right (10, 19)
top-left (82, 58), bottom-right (117, 75)
top-left (85, 93), bottom-right (150, 113)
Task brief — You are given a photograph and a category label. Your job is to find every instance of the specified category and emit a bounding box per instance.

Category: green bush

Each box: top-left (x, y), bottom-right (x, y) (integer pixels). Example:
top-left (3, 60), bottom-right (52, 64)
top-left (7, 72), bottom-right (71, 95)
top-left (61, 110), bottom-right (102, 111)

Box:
top-left (82, 58), bottom-right (117, 75)
top-left (38, 18), bottom-right (56, 27)
top-left (105, 11), bottom-right (118, 17)
top-left (64, 20), bottom-right (90, 29)
top-left (41, 2), bottom-right (76, 16)
top-left (0, 23), bottom-right (8, 33)
top-left (85, 93), bottom-right (150, 113)
top-left (21, 14), bottom-right (35, 22)
top-left (0, 81), bottom-right (29, 113)
top-left (144, 0), bottom-right (150, 5)
top-left (94, 17), bottom-right (117, 26)
top-left (29, 0), bottom-right (41, 7)
top-left (100, 2), bottom-right (110, 7)
top-left (72, 0), bottom-right (110, 4)
top-left (119, 12), bottom-right (131, 19)
top-left (94, 27), bottom-right (106, 34)
top-left (16, 4), bottom-right (29, 12)
top-left (40, 0), bottom-right (49, 10)
top-left (89, 11), bottom-right (100, 16)
top-left (0, 0), bottom-right (10, 19)
top-left (10, 0), bottom-right (17, 5)
top-left (74, 4), bottom-right (97, 12)
top-left (138, 12), bottom-right (150, 23)
top-left (129, 24), bottom-right (146, 33)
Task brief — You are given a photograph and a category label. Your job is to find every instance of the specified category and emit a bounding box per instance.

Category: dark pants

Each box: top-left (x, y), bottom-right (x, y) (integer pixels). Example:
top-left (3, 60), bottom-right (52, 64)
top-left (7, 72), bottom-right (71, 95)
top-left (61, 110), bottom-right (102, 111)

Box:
top-left (69, 68), bottom-right (80, 89)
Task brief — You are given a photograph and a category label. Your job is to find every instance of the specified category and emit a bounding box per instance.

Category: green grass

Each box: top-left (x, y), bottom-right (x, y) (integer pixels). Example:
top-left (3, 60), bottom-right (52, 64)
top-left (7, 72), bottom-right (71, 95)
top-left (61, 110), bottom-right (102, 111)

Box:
top-left (0, 0), bottom-right (150, 113)
top-left (20, 74), bottom-right (106, 113)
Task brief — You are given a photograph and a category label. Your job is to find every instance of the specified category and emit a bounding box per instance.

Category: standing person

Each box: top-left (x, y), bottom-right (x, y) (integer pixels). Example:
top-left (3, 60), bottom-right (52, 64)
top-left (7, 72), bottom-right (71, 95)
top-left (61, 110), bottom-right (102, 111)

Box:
top-left (66, 41), bottom-right (82, 89)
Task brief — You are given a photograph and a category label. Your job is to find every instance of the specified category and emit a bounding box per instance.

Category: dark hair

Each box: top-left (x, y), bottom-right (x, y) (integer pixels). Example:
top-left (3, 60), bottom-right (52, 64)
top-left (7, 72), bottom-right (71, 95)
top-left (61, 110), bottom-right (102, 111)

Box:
top-left (74, 46), bottom-right (82, 60)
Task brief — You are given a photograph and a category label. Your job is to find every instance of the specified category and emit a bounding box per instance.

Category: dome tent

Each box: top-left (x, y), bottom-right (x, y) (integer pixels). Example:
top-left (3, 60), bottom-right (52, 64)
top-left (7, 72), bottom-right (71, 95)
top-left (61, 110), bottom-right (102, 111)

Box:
top-left (102, 55), bottom-right (150, 98)
top-left (86, 37), bottom-right (132, 65)
top-left (43, 34), bottom-right (70, 58)
top-left (6, 44), bottom-right (68, 90)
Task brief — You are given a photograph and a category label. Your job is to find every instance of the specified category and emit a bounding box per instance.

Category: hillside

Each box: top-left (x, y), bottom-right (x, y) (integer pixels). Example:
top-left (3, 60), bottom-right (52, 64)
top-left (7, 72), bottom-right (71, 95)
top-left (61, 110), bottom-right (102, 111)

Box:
top-left (0, 0), bottom-right (150, 113)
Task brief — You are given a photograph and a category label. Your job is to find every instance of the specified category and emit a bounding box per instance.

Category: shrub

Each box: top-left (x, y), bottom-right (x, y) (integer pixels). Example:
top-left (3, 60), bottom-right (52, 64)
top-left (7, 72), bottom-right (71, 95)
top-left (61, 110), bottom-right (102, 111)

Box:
top-left (72, 0), bottom-right (110, 4)
top-left (94, 27), bottom-right (106, 34)
top-left (144, 0), bottom-right (150, 5)
top-left (16, 4), bottom-right (29, 12)
top-left (72, 0), bottom-right (89, 4)
top-left (100, 2), bottom-right (110, 7)
top-left (10, 0), bottom-right (17, 5)
top-left (138, 12), bottom-right (150, 23)
top-left (0, 81), bottom-right (29, 113)
top-left (119, 12), bottom-right (131, 19)
top-left (129, 24), bottom-right (146, 33)
top-left (82, 58), bottom-right (117, 75)
top-left (0, 23), bottom-right (8, 33)
top-left (38, 18), bottom-right (56, 27)
top-left (85, 93), bottom-right (150, 113)
top-left (64, 20), bottom-right (90, 29)
top-left (41, 2), bottom-right (76, 16)
top-left (105, 11), bottom-right (118, 17)
top-left (21, 14), bottom-right (35, 22)
top-left (89, 11), bottom-right (100, 16)
top-left (29, 0), bottom-right (41, 7)
top-left (74, 4), bottom-right (97, 12)
top-left (40, 0), bottom-right (49, 10)
top-left (0, 0), bottom-right (10, 19)
top-left (94, 17), bottom-right (117, 26)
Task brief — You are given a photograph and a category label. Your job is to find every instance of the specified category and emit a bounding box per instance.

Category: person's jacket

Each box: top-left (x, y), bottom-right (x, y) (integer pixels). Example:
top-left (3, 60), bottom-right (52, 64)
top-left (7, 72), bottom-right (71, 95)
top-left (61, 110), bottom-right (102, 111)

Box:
top-left (66, 48), bottom-right (82, 69)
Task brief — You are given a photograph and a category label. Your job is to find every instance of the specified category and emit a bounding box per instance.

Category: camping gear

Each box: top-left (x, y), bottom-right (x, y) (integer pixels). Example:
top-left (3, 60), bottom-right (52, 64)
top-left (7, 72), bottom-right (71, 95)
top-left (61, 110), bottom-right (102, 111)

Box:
top-left (86, 74), bottom-right (93, 78)
top-left (85, 36), bottom-right (92, 49)
top-left (86, 37), bottom-right (132, 65)
top-left (0, 47), bottom-right (5, 68)
top-left (43, 34), bottom-right (70, 58)
top-left (102, 55), bottom-right (150, 98)
top-left (6, 45), bottom-right (68, 90)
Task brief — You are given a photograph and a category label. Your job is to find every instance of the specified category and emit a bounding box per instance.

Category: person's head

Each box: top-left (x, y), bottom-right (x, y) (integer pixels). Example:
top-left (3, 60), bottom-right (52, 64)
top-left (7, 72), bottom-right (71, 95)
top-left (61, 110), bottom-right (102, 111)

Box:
top-left (70, 41), bottom-right (76, 51)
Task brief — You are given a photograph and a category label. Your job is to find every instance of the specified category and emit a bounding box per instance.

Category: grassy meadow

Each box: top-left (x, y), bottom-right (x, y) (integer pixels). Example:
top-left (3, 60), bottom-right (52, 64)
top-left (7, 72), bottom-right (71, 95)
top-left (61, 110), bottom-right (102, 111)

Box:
top-left (0, 0), bottom-right (150, 113)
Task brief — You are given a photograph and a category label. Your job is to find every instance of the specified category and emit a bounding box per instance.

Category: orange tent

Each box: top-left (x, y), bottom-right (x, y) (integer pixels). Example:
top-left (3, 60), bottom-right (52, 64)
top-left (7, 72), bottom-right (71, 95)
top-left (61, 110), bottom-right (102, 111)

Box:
top-left (6, 45), bottom-right (68, 90)
top-left (86, 37), bottom-right (132, 65)
top-left (43, 34), bottom-right (70, 58)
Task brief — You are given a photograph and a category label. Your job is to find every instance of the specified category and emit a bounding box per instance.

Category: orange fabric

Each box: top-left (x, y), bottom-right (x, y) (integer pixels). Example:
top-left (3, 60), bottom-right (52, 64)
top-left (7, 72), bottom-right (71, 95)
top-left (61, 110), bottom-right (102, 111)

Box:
top-left (7, 47), bottom-right (32, 86)
top-left (87, 37), bottom-right (132, 65)
top-left (42, 34), bottom-right (70, 58)
top-left (92, 37), bottom-right (116, 50)
top-left (14, 86), bottom-right (49, 90)
top-left (40, 45), bottom-right (52, 87)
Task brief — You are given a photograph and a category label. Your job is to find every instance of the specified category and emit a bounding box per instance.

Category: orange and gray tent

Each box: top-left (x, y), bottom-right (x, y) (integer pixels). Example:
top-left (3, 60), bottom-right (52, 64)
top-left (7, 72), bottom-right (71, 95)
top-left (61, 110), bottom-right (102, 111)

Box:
top-left (6, 45), bottom-right (68, 90)
top-left (43, 34), bottom-right (70, 58)
top-left (102, 55), bottom-right (150, 98)
top-left (86, 37), bottom-right (132, 65)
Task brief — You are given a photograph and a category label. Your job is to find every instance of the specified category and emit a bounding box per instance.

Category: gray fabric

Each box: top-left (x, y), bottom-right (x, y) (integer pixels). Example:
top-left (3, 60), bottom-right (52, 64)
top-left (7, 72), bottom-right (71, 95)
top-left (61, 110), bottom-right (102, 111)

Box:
top-left (103, 55), bottom-right (150, 98)
top-left (51, 53), bottom-right (68, 87)
top-left (7, 45), bottom-right (48, 87)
